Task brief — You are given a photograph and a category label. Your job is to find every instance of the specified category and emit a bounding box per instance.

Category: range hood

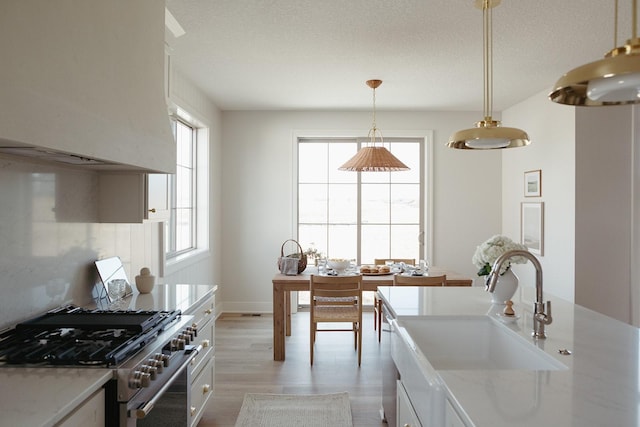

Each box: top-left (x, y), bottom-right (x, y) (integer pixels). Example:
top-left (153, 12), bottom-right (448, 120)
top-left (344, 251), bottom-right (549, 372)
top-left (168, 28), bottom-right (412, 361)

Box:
top-left (0, 0), bottom-right (176, 174)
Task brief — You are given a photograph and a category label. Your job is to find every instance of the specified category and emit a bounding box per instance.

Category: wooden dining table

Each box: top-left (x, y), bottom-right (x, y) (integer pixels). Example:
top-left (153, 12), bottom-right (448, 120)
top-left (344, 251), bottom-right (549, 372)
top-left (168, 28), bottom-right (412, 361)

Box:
top-left (272, 266), bottom-right (473, 361)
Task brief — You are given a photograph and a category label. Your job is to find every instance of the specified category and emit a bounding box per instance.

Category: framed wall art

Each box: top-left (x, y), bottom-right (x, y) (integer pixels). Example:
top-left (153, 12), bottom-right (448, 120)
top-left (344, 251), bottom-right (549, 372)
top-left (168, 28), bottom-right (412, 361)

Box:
top-left (524, 169), bottom-right (542, 197)
top-left (521, 202), bottom-right (544, 255)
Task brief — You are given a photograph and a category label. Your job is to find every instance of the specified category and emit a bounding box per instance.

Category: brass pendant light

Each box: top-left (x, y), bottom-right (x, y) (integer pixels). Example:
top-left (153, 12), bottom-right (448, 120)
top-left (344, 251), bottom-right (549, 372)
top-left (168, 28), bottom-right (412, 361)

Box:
top-left (338, 80), bottom-right (410, 172)
top-left (549, 0), bottom-right (640, 106)
top-left (447, 0), bottom-right (530, 150)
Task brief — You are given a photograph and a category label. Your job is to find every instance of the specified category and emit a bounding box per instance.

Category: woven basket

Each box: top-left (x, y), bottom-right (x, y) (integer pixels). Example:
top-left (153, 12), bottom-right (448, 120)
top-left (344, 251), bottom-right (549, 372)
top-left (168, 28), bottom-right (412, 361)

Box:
top-left (278, 239), bottom-right (307, 274)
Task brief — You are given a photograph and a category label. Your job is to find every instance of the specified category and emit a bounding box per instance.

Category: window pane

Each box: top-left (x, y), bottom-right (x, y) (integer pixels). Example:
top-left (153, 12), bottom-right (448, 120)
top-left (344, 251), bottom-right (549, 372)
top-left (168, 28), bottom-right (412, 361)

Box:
top-left (328, 183), bottom-right (357, 223)
top-left (390, 142), bottom-right (420, 183)
top-left (299, 143), bottom-right (327, 183)
top-left (176, 122), bottom-right (193, 167)
top-left (298, 225), bottom-right (328, 257)
top-left (328, 143), bottom-right (357, 183)
top-left (175, 208), bottom-right (193, 252)
top-left (361, 224), bottom-right (390, 264)
top-left (362, 183), bottom-right (390, 224)
top-left (390, 184), bottom-right (420, 223)
top-left (391, 224), bottom-right (420, 262)
top-left (327, 225), bottom-right (356, 260)
top-left (299, 184), bottom-right (327, 223)
top-left (176, 165), bottom-right (192, 208)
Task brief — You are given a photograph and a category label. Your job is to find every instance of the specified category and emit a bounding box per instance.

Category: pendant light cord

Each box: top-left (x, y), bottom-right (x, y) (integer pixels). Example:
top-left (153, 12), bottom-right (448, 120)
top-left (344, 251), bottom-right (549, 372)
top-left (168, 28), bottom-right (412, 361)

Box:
top-left (369, 84), bottom-right (383, 146)
top-left (483, 1), bottom-right (493, 121)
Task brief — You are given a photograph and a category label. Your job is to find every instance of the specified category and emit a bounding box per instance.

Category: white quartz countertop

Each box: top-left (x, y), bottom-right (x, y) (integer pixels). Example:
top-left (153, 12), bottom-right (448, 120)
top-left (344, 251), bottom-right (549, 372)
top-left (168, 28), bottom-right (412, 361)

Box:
top-left (378, 285), bottom-right (640, 426)
top-left (0, 367), bottom-right (113, 427)
top-left (0, 283), bottom-right (215, 427)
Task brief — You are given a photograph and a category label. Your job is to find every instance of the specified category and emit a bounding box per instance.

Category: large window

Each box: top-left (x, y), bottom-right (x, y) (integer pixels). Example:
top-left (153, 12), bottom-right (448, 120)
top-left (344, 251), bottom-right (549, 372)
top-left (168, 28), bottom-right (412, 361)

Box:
top-left (297, 137), bottom-right (424, 265)
top-left (167, 118), bottom-right (196, 256)
top-left (164, 108), bottom-right (209, 273)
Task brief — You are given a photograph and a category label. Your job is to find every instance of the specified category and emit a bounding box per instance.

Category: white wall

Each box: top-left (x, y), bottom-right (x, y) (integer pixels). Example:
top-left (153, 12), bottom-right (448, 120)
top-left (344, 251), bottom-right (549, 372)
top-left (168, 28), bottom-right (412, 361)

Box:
top-left (220, 110), bottom-right (503, 312)
top-left (502, 90), bottom-right (576, 302)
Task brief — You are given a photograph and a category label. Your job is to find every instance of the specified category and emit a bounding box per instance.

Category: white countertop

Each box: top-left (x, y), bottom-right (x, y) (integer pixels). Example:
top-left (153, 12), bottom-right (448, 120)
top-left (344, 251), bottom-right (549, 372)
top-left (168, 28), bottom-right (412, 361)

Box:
top-left (0, 283), bottom-right (215, 427)
top-left (378, 285), bottom-right (640, 426)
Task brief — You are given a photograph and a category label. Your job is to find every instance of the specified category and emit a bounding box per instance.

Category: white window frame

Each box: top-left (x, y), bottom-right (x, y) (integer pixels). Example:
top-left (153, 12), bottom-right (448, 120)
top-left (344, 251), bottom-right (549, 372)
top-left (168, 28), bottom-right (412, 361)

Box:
top-left (162, 106), bottom-right (210, 277)
top-left (292, 130), bottom-right (434, 265)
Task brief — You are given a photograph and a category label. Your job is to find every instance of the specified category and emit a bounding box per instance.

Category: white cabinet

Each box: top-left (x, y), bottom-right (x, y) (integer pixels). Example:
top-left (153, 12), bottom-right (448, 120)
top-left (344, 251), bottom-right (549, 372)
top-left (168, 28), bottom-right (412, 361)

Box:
top-left (397, 380), bottom-right (422, 427)
top-left (145, 174), bottom-right (171, 221)
top-left (55, 389), bottom-right (105, 427)
top-left (97, 172), bottom-right (170, 223)
top-left (184, 291), bottom-right (216, 427)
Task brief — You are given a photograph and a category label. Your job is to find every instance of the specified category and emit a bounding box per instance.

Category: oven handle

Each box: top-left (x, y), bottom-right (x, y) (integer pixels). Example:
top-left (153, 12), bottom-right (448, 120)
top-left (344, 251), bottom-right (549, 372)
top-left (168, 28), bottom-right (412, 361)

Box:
top-left (135, 344), bottom-right (203, 419)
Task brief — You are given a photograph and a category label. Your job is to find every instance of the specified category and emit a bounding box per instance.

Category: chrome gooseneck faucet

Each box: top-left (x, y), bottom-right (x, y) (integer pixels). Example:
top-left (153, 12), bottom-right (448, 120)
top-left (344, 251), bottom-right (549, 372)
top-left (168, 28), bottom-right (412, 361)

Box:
top-left (485, 249), bottom-right (552, 339)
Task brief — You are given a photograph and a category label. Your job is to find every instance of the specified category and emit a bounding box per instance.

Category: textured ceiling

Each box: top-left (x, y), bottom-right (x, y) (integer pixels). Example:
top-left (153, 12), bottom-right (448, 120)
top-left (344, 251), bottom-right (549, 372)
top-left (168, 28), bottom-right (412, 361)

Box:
top-left (165, 0), bottom-right (632, 111)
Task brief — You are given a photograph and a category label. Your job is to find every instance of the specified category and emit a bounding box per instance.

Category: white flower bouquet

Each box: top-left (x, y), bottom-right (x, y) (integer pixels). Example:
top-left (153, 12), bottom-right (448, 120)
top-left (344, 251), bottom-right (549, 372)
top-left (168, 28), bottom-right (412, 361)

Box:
top-left (472, 235), bottom-right (528, 276)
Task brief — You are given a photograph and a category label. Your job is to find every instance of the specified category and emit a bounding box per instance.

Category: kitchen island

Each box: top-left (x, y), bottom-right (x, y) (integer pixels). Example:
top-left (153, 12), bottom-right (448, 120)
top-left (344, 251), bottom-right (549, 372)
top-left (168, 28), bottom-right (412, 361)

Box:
top-left (378, 285), bottom-right (640, 426)
top-left (0, 284), bottom-right (216, 427)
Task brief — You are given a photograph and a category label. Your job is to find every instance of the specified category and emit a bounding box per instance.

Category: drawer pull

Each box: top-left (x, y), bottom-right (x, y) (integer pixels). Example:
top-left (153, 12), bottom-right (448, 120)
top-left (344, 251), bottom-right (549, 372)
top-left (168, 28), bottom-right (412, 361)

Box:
top-left (203, 384), bottom-right (210, 393)
top-left (190, 406), bottom-right (196, 416)
top-left (202, 339), bottom-right (210, 348)
top-left (205, 309), bottom-right (212, 315)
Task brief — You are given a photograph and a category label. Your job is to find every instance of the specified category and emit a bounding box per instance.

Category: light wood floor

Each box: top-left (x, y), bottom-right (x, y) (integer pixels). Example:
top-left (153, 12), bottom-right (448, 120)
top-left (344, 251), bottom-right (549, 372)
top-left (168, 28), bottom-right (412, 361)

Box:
top-left (198, 310), bottom-right (388, 427)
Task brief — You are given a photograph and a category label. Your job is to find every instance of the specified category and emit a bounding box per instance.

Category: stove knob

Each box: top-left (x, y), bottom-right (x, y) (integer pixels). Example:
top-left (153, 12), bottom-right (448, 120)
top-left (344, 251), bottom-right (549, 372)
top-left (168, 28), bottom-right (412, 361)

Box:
top-left (129, 371), bottom-right (152, 389)
top-left (186, 326), bottom-right (198, 338)
top-left (176, 338), bottom-right (186, 350)
top-left (139, 364), bottom-right (158, 380)
top-left (147, 358), bottom-right (164, 373)
top-left (178, 333), bottom-right (191, 344)
top-left (171, 338), bottom-right (186, 351)
top-left (154, 353), bottom-right (170, 367)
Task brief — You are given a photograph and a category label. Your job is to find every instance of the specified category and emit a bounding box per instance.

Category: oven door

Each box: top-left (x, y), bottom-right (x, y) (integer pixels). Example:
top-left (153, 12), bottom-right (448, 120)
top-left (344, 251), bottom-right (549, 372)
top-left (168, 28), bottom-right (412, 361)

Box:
top-left (120, 344), bottom-right (201, 427)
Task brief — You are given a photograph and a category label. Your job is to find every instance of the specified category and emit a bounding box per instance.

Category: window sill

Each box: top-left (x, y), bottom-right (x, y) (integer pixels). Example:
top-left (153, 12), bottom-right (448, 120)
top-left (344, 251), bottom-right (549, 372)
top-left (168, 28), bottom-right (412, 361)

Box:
top-left (162, 248), bottom-right (210, 278)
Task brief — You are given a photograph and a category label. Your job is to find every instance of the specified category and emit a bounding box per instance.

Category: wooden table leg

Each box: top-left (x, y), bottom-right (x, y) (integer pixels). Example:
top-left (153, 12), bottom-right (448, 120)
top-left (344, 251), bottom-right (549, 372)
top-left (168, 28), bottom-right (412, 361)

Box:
top-left (273, 283), bottom-right (286, 361)
top-left (285, 290), bottom-right (291, 336)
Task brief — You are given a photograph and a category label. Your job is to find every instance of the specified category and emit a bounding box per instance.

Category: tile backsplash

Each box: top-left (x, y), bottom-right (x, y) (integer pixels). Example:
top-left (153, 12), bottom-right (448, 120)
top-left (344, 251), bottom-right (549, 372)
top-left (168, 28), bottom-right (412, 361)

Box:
top-left (0, 154), bottom-right (159, 328)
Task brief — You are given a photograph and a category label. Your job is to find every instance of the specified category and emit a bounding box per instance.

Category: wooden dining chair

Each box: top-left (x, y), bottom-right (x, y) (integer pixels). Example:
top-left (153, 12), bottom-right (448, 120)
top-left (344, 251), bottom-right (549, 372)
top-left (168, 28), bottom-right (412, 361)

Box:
top-left (373, 258), bottom-right (416, 266)
top-left (372, 258), bottom-right (416, 337)
top-left (310, 274), bottom-right (363, 366)
top-left (393, 274), bottom-right (447, 287)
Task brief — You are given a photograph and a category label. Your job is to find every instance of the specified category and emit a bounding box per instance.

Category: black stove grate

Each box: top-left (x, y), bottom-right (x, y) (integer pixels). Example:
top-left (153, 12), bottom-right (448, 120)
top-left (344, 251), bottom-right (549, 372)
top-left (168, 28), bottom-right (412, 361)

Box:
top-left (0, 306), bottom-right (181, 366)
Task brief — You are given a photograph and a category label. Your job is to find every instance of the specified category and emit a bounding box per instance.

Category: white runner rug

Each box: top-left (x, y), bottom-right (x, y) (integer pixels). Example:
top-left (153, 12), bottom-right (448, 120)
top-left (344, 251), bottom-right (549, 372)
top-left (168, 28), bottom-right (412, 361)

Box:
top-left (234, 391), bottom-right (353, 427)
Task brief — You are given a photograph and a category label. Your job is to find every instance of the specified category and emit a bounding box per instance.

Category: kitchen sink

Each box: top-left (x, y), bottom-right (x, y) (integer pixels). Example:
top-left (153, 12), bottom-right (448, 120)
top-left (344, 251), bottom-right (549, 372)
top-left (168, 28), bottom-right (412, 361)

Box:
top-left (395, 315), bottom-right (567, 371)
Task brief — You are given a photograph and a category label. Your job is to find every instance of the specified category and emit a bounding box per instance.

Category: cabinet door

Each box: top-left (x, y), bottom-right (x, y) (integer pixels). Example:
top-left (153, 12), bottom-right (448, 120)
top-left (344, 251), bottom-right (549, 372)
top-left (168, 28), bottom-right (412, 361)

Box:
top-left (145, 174), bottom-right (170, 221)
top-left (397, 380), bottom-right (422, 427)
top-left (56, 389), bottom-right (105, 427)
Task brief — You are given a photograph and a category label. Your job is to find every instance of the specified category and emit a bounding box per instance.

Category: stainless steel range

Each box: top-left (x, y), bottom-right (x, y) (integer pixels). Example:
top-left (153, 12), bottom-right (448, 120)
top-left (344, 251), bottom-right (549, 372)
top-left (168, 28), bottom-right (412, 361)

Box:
top-left (0, 305), bottom-right (201, 426)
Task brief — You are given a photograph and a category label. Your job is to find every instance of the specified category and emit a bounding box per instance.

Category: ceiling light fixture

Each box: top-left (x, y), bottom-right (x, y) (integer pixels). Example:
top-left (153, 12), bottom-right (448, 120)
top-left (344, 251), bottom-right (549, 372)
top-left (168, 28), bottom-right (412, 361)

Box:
top-left (549, 0), bottom-right (640, 106)
top-left (447, 0), bottom-right (530, 150)
top-left (338, 80), bottom-right (410, 172)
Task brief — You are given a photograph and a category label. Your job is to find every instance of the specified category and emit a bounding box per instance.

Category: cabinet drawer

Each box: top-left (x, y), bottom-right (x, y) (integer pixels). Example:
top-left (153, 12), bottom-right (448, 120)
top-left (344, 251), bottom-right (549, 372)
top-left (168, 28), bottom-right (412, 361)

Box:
top-left (189, 356), bottom-right (214, 427)
top-left (190, 295), bottom-right (215, 328)
top-left (56, 389), bottom-right (105, 427)
top-left (190, 321), bottom-right (214, 378)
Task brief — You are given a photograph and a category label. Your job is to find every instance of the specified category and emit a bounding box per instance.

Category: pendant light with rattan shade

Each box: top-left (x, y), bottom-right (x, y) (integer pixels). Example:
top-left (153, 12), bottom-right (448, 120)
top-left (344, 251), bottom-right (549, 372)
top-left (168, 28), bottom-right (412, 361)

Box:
top-left (549, 0), bottom-right (640, 106)
top-left (338, 80), bottom-right (410, 172)
top-left (447, 0), bottom-right (530, 150)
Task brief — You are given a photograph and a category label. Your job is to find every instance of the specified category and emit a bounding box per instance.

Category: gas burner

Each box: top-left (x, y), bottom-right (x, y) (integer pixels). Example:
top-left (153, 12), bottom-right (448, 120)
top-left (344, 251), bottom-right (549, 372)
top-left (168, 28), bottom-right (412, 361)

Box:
top-left (0, 305), bottom-right (181, 366)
